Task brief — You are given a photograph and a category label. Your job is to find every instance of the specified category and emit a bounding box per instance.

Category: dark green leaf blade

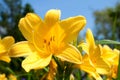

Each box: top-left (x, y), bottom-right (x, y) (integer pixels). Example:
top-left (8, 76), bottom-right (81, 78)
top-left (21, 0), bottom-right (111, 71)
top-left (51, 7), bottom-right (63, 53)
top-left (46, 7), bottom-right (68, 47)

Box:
top-left (96, 40), bottom-right (120, 45)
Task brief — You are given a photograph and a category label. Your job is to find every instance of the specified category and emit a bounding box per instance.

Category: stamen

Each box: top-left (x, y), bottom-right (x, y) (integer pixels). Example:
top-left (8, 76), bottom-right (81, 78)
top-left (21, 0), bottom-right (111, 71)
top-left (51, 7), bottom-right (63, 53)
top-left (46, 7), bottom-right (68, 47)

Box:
top-left (48, 42), bottom-right (50, 46)
top-left (44, 39), bottom-right (47, 43)
top-left (50, 37), bottom-right (52, 41)
top-left (50, 36), bottom-right (55, 41)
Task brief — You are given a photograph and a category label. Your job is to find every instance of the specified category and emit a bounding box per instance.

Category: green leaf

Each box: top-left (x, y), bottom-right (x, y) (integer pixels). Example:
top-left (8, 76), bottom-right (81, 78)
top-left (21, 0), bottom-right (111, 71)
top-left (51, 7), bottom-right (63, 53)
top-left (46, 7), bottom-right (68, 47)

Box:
top-left (96, 40), bottom-right (120, 45)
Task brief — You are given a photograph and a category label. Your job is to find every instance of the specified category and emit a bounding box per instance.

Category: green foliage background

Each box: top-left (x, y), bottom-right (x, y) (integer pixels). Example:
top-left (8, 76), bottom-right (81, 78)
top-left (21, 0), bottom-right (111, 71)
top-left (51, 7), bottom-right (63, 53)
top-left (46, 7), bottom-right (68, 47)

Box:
top-left (94, 3), bottom-right (120, 49)
top-left (0, 0), bottom-right (34, 41)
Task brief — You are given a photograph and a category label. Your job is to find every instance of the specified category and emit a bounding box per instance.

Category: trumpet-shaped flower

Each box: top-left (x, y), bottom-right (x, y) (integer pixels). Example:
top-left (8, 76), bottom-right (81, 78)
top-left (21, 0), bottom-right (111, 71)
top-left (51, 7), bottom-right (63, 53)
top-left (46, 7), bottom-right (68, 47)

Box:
top-left (0, 36), bottom-right (14, 62)
top-left (9, 9), bottom-right (86, 72)
top-left (101, 45), bottom-right (119, 79)
top-left (78, 29), bottom-right (110, 75)
top-left (75, 54), bottom-right (102, 80)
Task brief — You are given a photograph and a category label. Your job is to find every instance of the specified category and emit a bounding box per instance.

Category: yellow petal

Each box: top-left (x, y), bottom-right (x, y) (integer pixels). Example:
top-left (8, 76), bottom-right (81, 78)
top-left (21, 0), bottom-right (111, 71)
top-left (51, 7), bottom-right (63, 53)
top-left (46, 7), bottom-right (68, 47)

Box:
top-left (2, 36), bottom-right (14, 50)
top-left (101, 45), bottom-right (117, 64)
top-left (8, 74), bottom-right (17, 80)
top-left (79, 54), bottom-right (102, 80)
top-left (0, 74), bottom-right (7, 80)
top-left (86, 29), bottom-right (95, 50)
top-left (0, 43), bottom-right (6, 54)
top-left (9, 41), bottom-right (34, 57)
top-left (60, 16), bottom-right (86, 42)
top-left (45, 9), bottom-right (61, 26)
top-left (0, 55), bottom-right (11, 63)
top-left (48, 23), bottom-right (65, 44)
top-left (22, 53), bottom-right (52, 72)
top-left (113, 49), bottom-right (119, 65)
top-left (91, 46), bottom-right (110, 75)
top-left (19, 13), bottom-right (42, 41)
top-left (33, 24), bottom-right (48, 49)
top-left (95, 62), bottom-right (110, 75)
top-left (56, 44), bottom-right (82, 64)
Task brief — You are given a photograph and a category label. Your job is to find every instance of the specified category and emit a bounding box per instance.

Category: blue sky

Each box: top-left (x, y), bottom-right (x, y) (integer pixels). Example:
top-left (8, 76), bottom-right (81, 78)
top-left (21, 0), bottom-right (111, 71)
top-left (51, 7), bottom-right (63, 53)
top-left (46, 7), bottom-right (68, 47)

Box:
top-left (0, 0), bottom-right (119, 36)
top-left (22, 0), bottom-right (119, 36)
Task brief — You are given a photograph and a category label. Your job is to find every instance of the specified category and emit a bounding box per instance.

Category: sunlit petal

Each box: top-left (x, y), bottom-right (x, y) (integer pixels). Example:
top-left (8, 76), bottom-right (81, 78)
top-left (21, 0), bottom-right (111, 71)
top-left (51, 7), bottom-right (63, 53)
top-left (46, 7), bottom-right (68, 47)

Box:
top-left (0, 36), bottom-right (14, 63)
top-left (22, 53), bottom-right (52, 72)
top-left (9, 41), bottom-right (34, 57)
top-left (56, 44), bottom-right (82, 64)
top-left (19, 13), bottom-right (43, 41)
top-left (86, 29), bottom-right (95, 50)
top-left (0, 55), bottom-right (11, 63)
top-left (2, 36), bottom-right (14, 49)
top-left (113, 49), bottom-right (119, 65)
top-left (79, 54), bottom-right (102, 80)
top-left (45, 9), bottom-right (61, 26)
top-left (60, 16), bottom-right (86, 42)
top-left (91, 46), bottom-right (110, 75)
top-left (101, 45), bottom-right (117, 64)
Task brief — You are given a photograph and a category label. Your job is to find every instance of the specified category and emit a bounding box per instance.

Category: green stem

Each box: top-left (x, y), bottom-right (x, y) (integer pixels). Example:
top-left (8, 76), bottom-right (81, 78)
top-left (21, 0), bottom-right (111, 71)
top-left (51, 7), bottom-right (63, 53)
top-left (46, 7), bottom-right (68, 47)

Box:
top-left (77, 69), bottom-right (82, 80)
top-left (17, 73), bottom-right (32, 77)
top-left (27, 72), bottom-right (31, 80)
top-left (6, 67), bottom-right (15, 75)
top-left (53, 56), bottom-right (73, 80)
top-left (0, 65), bottom-right (15, 75)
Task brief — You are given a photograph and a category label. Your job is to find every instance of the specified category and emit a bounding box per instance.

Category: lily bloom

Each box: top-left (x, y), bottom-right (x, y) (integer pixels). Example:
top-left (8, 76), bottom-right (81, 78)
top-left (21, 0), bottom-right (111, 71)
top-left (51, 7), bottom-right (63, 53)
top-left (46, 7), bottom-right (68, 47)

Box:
top-left (100, 45), bottom-right (119, 79)
top-left (0, 74), bottom-right (7, 80)
top-left (9, 9), bottom-right (86, 72)
top-left (0, 74), bottom-right (16, 80)
top-left (78, 29), bottom-right (110, 75)
top-left (0, 36), bottom-right (14, 62)
top-left (75, 54), bottom-right (103, 80)
top-left (8, 74), bottom-right (17, 80)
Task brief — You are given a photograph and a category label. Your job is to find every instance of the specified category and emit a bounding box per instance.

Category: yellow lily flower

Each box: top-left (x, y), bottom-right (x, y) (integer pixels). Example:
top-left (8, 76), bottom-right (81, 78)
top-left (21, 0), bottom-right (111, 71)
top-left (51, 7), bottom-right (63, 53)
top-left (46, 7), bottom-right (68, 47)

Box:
top-left (0, 74), bottom-right (16, 80)
top-left (75, 54), bottom-right (102, 80)
top-left (9, 9), bottom-right (86, 72)
top-left (101, 45), bottom-right (119, 79)
top-left (0, 36), bottom-right (14, 62)
top-left (8, 74), bottom-right (17, 80)
top-left (78, 29), bottom-right (110, 75)
top-left (0, 74), bottom-right (7, 80)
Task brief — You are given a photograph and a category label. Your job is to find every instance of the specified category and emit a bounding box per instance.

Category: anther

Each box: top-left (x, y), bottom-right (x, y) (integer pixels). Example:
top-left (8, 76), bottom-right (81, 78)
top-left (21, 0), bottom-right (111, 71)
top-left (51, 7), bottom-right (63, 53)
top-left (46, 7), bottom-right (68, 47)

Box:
top-left (50, 37), bottom-right (52, 41)
top-left (48, 42), bottom-right (50, 45)
top-left (50, 36), bottom-right (55, 41)
top-left (44, 39), bottom-right (47, 43)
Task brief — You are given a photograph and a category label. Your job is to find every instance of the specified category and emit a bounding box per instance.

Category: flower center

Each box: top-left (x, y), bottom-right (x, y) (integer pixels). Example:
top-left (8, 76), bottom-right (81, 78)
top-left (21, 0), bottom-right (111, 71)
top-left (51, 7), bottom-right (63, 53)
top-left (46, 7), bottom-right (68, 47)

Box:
top-left (43, 36), bottom-right (58, 54)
